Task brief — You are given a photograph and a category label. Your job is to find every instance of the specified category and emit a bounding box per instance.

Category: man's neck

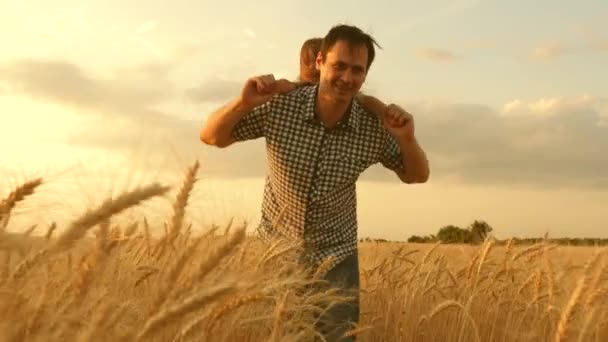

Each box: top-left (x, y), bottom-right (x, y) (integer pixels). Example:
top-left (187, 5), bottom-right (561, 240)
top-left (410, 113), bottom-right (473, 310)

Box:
top-left (315, 90), bottom-right (351, 128)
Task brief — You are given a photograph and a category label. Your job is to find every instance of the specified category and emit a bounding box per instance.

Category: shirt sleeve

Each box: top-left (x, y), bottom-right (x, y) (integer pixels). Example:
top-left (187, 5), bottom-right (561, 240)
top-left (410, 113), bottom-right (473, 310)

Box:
top-left (232, 99), bottom-right (273, 142)
top-left (379, 131), bottom-right (405, 173)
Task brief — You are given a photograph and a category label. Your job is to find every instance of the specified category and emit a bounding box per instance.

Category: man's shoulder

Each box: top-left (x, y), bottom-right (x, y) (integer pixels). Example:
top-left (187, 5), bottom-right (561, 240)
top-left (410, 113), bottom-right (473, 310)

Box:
top-left (273, 84), bottom-right (315, 107)
top-left (353, 99), bottom-right (383, 128)
top-left (353, 101), bottom-right (375, 118)
top-left (290, 83), bottom-right (317, 98)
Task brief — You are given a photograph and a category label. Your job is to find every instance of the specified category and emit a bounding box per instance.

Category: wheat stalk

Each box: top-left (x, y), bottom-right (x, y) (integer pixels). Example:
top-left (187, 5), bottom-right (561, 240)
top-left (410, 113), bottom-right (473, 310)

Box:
top-left (195, 227), bottom-right (246, 283)
top-left (136, 283), bottom-right (237, 341)
top-left (270, 290), bottom-right (290, 341)
top-left (51, 183), bottom-right (170, 252)
top-left (474, 238), bottom-right (495, 288)
top-left (555, 277), bottom-right (585, 342)
top-left (428, 299), bottom-right (481, 342)
top-left (150, 235), bottom-right (205, 314)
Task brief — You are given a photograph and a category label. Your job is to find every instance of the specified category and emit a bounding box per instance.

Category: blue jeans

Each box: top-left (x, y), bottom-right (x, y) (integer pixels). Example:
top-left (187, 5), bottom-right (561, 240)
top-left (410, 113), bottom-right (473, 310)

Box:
top-left (314, 253), bottom-right (361, 342)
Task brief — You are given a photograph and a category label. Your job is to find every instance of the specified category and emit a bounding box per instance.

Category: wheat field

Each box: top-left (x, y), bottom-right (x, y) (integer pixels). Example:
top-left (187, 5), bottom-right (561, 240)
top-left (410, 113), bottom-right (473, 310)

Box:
top-left (0, 161), bottom-right (606, 342)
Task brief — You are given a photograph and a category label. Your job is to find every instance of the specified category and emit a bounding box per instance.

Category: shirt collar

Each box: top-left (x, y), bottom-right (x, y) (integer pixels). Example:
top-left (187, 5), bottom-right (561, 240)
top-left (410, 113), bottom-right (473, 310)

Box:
top-left (300, 84), bottom-right (361, 131)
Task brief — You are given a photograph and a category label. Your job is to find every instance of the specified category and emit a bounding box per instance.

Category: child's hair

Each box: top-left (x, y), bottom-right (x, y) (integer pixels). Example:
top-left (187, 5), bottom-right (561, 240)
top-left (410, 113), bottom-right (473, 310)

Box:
top-left (300, 38), bottom-right (323, 63)
top-left (299, 37), bottom-right (323, 83)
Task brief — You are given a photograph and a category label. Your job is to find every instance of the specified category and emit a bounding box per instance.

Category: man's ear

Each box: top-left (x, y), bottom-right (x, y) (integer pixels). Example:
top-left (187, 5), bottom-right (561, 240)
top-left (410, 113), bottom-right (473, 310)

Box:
top-left (315, 51), bottom-right (323, 70)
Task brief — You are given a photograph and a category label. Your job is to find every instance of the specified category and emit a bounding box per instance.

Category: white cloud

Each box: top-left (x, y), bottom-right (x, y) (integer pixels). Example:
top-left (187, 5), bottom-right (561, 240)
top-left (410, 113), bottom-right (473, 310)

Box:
top-left (530, 43), bottom-right (567, 61)
top-left (502, 99), bottom-right (522, 114)
top-left (502, 95), bottom-right (605, 119)
top-left (185, 77), bottom-right (242, 103)
top-left (243, 28), bottom-right (257, 39)
top-left (0, 58), bottom-right (176, 119)
top-left (415, 48), bottom-right (460, 62)
top-left (529, 95), bottom-right (602, 115)
top-left (594, 41), bottom-right (608, 51)
top-left (405, 95), bottom-right (608, 188)
top-left (2, 57), bottom-right (607, 189)
top-left (529, 35), bottom-right (608, 61)
top-left (136, 21), bottom-right (157, 35)
top-left (528, 97), bottom-right (560, 114)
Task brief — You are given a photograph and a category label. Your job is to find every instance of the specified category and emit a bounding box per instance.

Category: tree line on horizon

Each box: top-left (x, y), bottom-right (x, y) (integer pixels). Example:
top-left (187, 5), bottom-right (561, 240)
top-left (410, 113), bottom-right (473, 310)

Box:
top-left (359, 220), bottom-right (608, 246)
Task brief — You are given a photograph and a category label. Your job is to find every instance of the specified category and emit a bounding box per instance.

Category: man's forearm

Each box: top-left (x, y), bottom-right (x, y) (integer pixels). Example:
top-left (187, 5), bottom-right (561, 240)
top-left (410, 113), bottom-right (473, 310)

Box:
top-left (200, 97), bottom-right (251, 148)
top-left (398, 137), bottom-right (430, 183)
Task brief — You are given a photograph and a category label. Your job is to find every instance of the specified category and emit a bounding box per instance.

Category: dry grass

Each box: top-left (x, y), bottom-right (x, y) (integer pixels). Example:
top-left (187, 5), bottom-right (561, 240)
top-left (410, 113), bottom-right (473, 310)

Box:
top-left (0, 161), bottom-right (606, 341)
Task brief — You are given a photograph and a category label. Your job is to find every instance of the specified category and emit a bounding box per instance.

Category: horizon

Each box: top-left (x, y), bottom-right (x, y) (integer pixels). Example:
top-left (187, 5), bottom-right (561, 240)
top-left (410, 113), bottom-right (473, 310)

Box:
top-left (1, 0), bottom-right (607, 240)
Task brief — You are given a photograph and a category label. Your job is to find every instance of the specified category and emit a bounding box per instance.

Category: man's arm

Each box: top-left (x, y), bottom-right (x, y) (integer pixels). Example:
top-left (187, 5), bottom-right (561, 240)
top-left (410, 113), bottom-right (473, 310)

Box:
top-left (395, 137), bottom-right (429, 183)
top-left (200, 97), bottom-right (251, 148)
top-left (200, 74), bottom-right (286, 148)
top-left (378, 103), bottom-right (430, 184)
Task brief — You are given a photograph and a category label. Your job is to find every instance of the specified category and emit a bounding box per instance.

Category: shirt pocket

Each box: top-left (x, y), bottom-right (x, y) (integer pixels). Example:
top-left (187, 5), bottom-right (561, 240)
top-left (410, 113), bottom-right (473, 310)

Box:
top-left (323, 153), bottom-right (373, 185)
top-left (339, 154), bottom-right (370, 172)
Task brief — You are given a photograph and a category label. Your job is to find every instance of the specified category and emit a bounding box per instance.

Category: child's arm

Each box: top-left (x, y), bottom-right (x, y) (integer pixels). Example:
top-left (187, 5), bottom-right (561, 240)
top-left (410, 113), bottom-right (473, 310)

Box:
top-left (273, 79), bottom-right (314, 95)
top-left (356, 93), bottom-right (388, 118)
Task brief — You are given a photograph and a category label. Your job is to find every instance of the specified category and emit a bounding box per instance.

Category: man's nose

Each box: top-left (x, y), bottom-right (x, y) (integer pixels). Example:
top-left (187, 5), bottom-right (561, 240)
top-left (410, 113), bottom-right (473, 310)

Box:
top-left (340, 69), bottom-right (353, 83)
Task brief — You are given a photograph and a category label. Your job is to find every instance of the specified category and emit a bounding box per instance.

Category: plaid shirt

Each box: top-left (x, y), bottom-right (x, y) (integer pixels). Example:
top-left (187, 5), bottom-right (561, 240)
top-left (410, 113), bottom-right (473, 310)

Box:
top-left (233, 85), bottom-right (405, 266)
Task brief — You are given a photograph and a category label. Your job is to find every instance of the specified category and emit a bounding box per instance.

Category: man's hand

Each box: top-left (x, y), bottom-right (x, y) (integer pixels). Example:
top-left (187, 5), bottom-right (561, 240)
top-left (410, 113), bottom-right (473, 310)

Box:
top-left (383, 104), bottom-right (430, 183)
top-left (239, 74), bottom-right (278, 110)
top-left (239, 75), bottom-right (297, 110)
top-left (382, 104), bottom-right (415, 142)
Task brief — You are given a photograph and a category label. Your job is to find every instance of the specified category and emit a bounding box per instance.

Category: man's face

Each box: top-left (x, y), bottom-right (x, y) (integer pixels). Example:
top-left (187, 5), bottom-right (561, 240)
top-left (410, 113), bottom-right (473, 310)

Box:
top-left (300, 48), bottom-right (320, 84)
top-left (316, 40), bottom-right (368, 103)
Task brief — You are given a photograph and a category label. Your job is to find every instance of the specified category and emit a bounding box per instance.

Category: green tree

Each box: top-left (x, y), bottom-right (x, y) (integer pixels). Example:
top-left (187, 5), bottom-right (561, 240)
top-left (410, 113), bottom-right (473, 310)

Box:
top-left (408, 235), bottom-right (427, 243)
top-left (469, 220), bottom-right (493, 244)
top-left (437, 225), bottom-right (471, 244)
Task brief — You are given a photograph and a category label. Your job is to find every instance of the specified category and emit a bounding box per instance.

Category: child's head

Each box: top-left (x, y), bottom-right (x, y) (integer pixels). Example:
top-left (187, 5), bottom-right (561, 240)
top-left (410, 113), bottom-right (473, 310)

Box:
top-left (299, 38), bottom-right (323, 84)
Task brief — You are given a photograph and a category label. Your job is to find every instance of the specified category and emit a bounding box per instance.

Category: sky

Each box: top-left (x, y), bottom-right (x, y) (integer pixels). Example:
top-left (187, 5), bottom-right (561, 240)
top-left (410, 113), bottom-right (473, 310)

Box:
top-left (1, 0), bottom-right (607, 240)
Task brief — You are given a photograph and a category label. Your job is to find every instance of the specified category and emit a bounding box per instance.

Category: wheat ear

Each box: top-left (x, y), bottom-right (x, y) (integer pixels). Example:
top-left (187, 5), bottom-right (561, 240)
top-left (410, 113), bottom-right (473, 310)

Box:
top-left (0, 178), bottom-right (43, 230)
top-left (166, 160), bottom-right (199, 244)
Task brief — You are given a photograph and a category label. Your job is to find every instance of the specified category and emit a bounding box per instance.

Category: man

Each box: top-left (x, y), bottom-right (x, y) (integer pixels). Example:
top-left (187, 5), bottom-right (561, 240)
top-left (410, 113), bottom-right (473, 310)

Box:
top-left (200, 24), bottom-right (429, 341)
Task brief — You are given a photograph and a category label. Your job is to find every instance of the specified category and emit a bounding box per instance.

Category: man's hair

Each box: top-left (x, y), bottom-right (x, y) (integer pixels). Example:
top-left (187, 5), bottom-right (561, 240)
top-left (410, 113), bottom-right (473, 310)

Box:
top-left (300, 37), bottom-right (323, 62)
top-left (319, 24), bottom-right (381, 72)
